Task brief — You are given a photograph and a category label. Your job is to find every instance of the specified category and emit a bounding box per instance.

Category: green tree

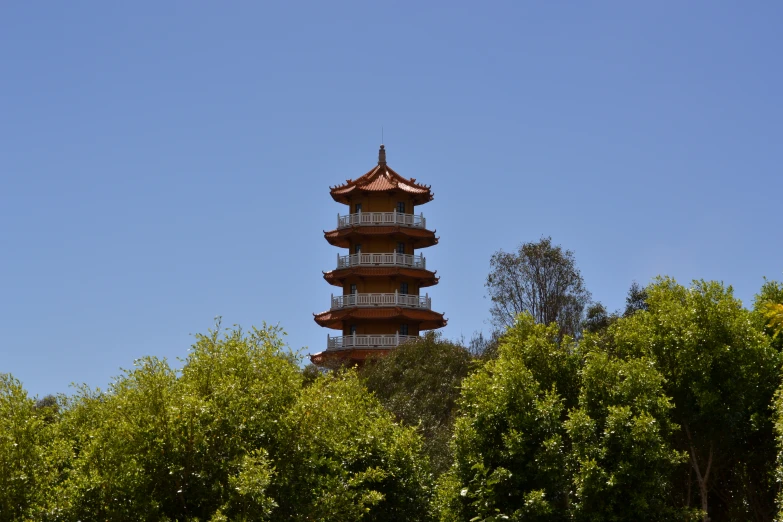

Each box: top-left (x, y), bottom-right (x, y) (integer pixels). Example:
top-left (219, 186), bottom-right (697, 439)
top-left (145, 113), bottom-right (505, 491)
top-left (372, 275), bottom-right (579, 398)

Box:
top-left (611, 278), bottom-right (780, 521)
top-left (41, 324), bottom-right (302, 520)
top-left (581, 302), bottom-right (617, 335)
top-left (623, 281), bottom-right (648, 317)
top-left (52, 357), bottom-right (190, 519)
top-left (301, 363), bottom-right (323, 387)
top-left (274, 369), bottom-right (432, 521)
top-left (565, 351), bottom-right (697, 521)
top-left (499, 314), bottom-right (581, 409)
top-left (0, 374), bottom-right (57, 522)
top-left (773, 380), bottom-right (783, 522)
top-left (30, 323), bottom-right (433, 521)
top-left (485, 237), bottom-right (591, 336)
top-left (212, 448), bottom-right (276, 521)
top-left (753, 278), bottom-right (783, 352)
top-left (767, 303), bottom-right (783, 338)
top-left (436, 315), bottom-right (579, 521)
top-left (360, 333), bottom-right (474, 476)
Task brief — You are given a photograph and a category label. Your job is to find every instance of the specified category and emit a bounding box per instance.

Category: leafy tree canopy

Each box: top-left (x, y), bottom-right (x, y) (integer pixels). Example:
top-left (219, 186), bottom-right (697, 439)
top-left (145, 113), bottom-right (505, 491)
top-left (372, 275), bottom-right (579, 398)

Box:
top-left (754, 278), bottom-right (783, 351)
top-left (360, 332), bottom-right (474, 476)
top-left (610, 278), bottom-right (781, 521)
top-left (4, 323), bottom-right (433, 522)
top-left (485, 237), bottom-right (591, 337)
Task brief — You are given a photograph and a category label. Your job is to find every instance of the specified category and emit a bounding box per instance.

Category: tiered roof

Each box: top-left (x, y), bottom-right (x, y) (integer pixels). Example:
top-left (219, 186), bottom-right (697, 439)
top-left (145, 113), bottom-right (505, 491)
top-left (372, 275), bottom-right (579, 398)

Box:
top-left (323, 266), bottom-right (440, 288)
top-left (314, 307), bottom-right (447, 330)
top-left (324, 226), bottom-right (438, 249)
top-left (329, 145), bottom-right (434, 205)
top-left (311, 348), bottom-right (393, 366)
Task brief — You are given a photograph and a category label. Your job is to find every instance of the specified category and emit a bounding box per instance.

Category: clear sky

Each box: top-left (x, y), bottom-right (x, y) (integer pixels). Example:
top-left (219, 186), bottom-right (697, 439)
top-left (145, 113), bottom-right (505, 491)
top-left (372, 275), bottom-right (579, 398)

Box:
top-left (2, 2), bottom-right (781, 398)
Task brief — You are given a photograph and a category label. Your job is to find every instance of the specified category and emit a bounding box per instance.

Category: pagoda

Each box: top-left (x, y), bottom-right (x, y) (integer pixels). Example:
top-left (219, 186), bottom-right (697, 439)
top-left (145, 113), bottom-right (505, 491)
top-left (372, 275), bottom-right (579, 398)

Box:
top-left (310, 145), bottom-right (446, 366)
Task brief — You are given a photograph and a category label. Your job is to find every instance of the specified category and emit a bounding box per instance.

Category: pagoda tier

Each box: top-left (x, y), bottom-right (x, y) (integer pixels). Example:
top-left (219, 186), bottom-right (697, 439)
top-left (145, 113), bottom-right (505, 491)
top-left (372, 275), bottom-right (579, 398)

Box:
top-left (324, 225), bottom-right (438, 249)
top-left (329, 151), bottom-right (434, 205)
top-left (323, 265), bottom-right (440, 288)
top-left (314, 306), bottom-right (447, 331)
top-left (310, 347), bottom-right (396, 367)
top-left (311, 145), bottom-right (446, 367)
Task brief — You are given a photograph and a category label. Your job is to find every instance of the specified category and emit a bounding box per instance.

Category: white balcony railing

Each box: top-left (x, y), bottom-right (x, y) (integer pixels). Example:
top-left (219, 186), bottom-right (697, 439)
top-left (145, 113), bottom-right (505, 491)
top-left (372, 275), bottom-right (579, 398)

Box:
top-left (327, 333), bottom-right (418, 350)
top-left (331, 292), bottom-right (431, 310)
top-left (337, 211), bottom-right (426, 229)
top-left (337, 252), bottom-right (426, 270)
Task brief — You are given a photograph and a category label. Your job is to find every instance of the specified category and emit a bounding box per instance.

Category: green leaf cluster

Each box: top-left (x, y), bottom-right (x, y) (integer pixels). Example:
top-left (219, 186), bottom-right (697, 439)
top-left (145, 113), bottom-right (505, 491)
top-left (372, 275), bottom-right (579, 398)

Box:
top-left (0, 323), bottom-right (431, 521)
top-left (0, 374), bottom-right (60, 521)
top-left (360, 332), bottom-right (474, 475)
top-left (614, 279), bottom-right (780, 520)
top-left (754, 278), bottom-right (783, 350)
top-left (4, 275), bottom-right (783, 521)
top-left (438, 278), bottom-right (782, 521)
top-left (566, 352), bottom-right (686, 521)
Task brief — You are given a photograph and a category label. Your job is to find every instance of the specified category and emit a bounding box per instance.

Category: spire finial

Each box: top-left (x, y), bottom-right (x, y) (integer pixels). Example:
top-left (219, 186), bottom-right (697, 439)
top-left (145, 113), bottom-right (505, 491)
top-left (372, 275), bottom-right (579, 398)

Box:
top-left (378, 144), bottom-right (386, 166)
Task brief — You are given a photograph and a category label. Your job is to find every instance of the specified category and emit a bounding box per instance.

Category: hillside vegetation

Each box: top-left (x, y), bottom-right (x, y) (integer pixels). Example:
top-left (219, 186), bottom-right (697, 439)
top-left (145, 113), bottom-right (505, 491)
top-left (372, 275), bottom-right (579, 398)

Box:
top-left (3, 274), bottom-right (783, 521)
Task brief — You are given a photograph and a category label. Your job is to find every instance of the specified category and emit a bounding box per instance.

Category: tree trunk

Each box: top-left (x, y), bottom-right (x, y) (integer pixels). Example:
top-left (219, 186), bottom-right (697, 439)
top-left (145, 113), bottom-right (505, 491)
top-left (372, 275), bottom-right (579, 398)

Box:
top-left (684, 423), bottom-right (713, 522)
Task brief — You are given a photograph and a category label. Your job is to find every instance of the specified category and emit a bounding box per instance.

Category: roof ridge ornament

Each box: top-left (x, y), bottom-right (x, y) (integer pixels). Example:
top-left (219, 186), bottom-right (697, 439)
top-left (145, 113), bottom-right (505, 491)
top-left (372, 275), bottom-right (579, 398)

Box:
top-left (378, 144), bottom-right (386, 166)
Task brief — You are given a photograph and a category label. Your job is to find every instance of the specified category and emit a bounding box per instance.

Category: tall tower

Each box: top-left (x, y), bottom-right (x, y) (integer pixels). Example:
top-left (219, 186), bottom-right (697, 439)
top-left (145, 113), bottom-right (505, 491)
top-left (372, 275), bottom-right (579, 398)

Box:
top-left (311, 145), bottom-right (446, 366)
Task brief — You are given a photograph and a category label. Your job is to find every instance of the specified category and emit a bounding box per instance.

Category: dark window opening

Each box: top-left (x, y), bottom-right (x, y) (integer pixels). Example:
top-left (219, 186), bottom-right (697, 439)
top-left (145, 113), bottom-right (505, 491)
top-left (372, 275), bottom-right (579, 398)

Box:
top-left (399, 324), bottom-right (409, 336)
top-left (400, 282), bottom-right (408, 294)
top-left (397, 201), bottom-right (405, 213)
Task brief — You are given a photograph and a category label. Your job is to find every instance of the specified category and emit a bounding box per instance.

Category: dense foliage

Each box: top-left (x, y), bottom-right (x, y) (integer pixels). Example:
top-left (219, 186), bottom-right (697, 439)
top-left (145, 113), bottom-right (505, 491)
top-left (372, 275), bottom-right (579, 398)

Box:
top-left (610, 278), bottom-right (781, 520)
top-left (755, 278), bottom-right (783, 352)
top-left (436, 277), bottom-right (782, 521)
top-left (4, 275), bottom-right (783, 521)
top-left (359, 332), bottom-right (473, 476)
top-left (436, 311), bottom-right (699, 521)
top-left (0, 323), bottom-right (431, 522)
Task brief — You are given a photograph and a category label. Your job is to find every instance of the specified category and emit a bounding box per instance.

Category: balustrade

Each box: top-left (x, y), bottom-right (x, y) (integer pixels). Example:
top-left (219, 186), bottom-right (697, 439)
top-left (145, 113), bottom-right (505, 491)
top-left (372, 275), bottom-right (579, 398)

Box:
top-left (326, 333), bottom-right (418, 350)
top-left (337, 211), bottom-right (426, 229)
top-left (331, 292), bottom-right (430, 310)
top-left (336, 252), bottom-right (425, 269)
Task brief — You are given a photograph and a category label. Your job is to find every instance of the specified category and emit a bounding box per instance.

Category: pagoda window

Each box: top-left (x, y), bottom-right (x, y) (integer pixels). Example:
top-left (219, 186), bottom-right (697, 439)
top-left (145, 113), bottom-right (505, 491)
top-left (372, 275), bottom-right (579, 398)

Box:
top-left (350, 284), bottom-right (357, 294)
top-left (397, 242), bottom-right (405, 254)
top-left (400, 282), bottom-right (409, 294)
top-left (399, 324), bottom-right (409, 335)
top-left (397, 201), bottom-right (405, 213)
top-left (354, 203), bottom-right (362, 213)
top-left (354, 244), bottom-right (362, 254)
top-left (350, 325), bottom-right (357, 335)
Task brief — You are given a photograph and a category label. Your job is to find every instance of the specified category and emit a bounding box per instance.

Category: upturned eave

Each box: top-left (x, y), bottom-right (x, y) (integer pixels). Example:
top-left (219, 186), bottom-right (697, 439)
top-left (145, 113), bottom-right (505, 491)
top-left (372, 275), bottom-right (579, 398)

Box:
top-left (313, 307), bottom-right (448, 330)
top-left (323, 226), bottom-right (438, 249)
top-left (322, 267), bottom-right (440, 288)
top-left (329, 163), bottom-right (434, 205)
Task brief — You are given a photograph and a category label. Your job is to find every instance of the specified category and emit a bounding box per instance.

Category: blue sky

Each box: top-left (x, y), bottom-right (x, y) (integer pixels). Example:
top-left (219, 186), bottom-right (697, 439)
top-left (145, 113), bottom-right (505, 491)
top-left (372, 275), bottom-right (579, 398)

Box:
top-left (2, 2), bottom-right (781, 398)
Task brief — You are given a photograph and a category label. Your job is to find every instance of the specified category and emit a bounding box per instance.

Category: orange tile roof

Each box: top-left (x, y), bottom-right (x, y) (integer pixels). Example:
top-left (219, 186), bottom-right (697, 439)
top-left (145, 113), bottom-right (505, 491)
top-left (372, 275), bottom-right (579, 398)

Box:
top-left (330, 151), bottom-right (434, 205)
top-left (314, 307), bottom-right (447, 330)
top-left (310, 348), bottom-right (393, 366)
top-left (323, 267), bottom-right (440, 288)
top-left (329, 226), bottom-right (428, 236)
top-left (323, 226), bottom-right (438, 248)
